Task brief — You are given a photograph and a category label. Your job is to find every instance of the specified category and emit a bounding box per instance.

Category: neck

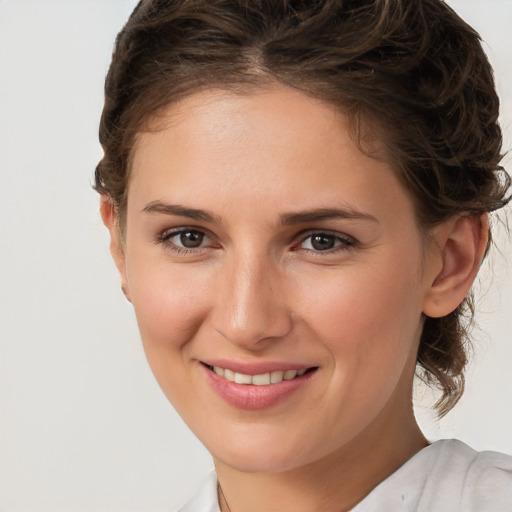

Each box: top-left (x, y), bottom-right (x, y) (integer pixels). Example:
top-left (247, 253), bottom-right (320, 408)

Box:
top-left (215, 404), bottom-right (427, 512)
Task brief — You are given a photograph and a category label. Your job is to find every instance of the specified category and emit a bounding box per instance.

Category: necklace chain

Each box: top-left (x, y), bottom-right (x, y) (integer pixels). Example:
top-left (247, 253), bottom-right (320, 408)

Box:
top-left (218, 483), bottom-right (232, 512)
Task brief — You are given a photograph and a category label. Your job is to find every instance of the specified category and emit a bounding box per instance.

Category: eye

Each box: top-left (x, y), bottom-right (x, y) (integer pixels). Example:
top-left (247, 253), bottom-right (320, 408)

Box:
top-left (174, 230), bottom-right (206, 248)
top-left (299, 231), bottom-right (354, 252)
top-left (157, 227), bottom-right (214, 253)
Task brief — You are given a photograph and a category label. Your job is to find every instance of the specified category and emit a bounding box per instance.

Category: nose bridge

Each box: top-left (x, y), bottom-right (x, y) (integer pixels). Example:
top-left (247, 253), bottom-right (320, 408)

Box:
top-left (214, 247), bottom-right (292, 347)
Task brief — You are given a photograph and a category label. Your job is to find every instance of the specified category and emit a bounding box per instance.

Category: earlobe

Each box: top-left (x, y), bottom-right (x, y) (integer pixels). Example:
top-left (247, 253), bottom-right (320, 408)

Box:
top-left (422, 214), bottom-right (488, 318)
top-left (99, 197), bottom-right (131, 302)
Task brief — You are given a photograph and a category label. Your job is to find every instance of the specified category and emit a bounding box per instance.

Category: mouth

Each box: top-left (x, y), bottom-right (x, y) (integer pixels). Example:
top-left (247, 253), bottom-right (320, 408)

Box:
top-left (202, 363), bottom-right (317, 386)
top-left (200, 362), bottom-right (318, 410)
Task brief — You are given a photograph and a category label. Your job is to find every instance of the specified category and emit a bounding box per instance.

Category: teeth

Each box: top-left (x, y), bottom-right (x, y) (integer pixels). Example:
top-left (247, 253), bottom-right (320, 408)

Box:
top-left (252, 373), bottom-right (271, 386)
top-left (212, 366), bottom-right (308, 385)
top-left (270, 370), bottom-right (284, 383)
top-left (284, 369), bottom-right (298, 380)
top-left (234, 372), bottom-right (252, 384)
top-left (224, 368), bottom-right (235, 381)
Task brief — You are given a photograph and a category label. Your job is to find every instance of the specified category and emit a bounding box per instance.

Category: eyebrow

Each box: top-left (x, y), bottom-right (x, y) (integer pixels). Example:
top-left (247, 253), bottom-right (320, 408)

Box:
top-left (142, 201), bottom-right (378, 226)
top-left (143, 201), bottom-right (221, 223)
top-left (279, 208), bottom-right (378, 225)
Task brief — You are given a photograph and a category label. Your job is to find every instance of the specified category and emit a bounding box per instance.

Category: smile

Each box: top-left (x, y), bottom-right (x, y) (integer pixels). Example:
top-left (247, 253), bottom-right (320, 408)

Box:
top-left (201, 362), bottom-right (318, 409)
top-left (207, 365), bottom-right (309, 385)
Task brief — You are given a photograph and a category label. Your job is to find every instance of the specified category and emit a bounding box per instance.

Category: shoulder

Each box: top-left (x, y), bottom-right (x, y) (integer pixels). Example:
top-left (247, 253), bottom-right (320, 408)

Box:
top-left (175, 469), bottom-right (220, 512)
top-left (352, 439), bottom-right (512, 512)
top-left (428, 439), bottom-right (512, 511)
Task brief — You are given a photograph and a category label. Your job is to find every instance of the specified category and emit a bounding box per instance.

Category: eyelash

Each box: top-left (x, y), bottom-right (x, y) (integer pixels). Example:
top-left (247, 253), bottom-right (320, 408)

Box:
top-left (155, 227), bottom-right (356, 256)
top-left (296, 230), bottom-right (355, 255)
top-left (155, 227), bottom-right (215, 254)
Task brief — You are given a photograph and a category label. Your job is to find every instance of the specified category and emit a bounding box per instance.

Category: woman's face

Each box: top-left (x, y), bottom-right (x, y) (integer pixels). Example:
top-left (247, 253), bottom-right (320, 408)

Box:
top-left (115, 85), bottom-right (441, 473)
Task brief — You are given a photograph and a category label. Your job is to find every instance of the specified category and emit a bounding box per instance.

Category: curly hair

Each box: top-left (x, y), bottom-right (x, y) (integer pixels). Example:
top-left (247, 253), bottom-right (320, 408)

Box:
top-left (95, 0), bottom-right (510, 416)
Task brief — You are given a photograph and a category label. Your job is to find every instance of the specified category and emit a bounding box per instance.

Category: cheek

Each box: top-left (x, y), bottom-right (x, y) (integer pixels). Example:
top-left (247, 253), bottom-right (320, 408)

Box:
top-left (125, 252), bottom-right (212, 380)
top-left (299, 267), bottom-right (424, 431)
top-left (131, 275), bottom-right (204, 344)
top-left (302, 262), bottom-right (424, 373)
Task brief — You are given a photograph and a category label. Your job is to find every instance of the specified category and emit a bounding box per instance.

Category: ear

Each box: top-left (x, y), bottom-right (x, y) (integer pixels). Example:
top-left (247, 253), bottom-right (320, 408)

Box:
top-left (422, 214), bottom-right (488, 318)
top-left (100, 197), bottom-right (131, 302)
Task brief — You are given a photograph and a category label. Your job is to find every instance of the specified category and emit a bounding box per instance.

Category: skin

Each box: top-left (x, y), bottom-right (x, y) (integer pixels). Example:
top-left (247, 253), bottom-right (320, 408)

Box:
top-left (102, 85), bottom-right (487, 512)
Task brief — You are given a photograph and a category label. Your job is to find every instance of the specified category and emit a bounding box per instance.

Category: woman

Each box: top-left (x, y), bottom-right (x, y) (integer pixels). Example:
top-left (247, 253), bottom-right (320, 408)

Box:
top-left (95, 0), bottom-right (511, 510)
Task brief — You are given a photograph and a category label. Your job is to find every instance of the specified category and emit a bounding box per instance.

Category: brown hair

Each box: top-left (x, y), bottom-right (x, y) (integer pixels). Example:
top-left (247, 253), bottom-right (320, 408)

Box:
top-left (95, 0), bottom-right (510, 416)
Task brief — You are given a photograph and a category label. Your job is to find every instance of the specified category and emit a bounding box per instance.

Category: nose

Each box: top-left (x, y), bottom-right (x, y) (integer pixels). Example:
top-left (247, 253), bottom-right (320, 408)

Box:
top-left (211, 252), bottom-right (293, 349)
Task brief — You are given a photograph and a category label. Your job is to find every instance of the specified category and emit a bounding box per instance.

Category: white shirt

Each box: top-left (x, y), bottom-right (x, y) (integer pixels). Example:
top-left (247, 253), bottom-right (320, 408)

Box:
top-left (177, 439), bottom-right (512, 511)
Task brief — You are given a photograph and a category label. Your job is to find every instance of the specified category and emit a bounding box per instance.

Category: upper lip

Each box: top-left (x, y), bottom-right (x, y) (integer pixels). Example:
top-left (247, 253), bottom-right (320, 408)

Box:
top-left (200, 358), bottom-right (316, 375)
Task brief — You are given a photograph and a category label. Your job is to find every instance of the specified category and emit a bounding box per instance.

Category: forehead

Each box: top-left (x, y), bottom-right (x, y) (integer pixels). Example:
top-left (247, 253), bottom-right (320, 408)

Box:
top-left (132, 86), bottom-right (385, 171)
top-left (128, 85), bottom-right (414, 225)
top-left (136, 85), bottom-right (348, 153)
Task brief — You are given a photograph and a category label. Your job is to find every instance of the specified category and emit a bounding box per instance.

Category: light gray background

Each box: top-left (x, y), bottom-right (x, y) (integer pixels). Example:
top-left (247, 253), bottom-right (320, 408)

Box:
top-left (0, 1), bottom-right (510, 511)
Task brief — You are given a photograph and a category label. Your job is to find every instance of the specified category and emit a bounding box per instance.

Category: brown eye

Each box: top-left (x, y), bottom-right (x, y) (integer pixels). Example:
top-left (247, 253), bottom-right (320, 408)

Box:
top-left (179, 230), bottom-right (204, 248)
top-left (300, 232), bottom-right (354, 252)
top-left (159, 228), bottom-right (212, 252)
top-left (310, 234), bottom-right (336, 251)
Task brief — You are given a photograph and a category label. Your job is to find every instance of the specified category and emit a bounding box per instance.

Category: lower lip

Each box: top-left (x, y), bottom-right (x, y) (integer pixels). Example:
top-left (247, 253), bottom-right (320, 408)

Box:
top-left (201, 365), bottom-right (316, 410)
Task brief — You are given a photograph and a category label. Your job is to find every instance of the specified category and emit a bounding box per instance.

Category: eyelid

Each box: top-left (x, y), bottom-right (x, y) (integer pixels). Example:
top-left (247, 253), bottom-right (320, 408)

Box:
top-left (156, 226), bottom-right (218, 253)
top-left (295, 229), bottom-right (356, 253)
top-left (154, 226), bottom-right (356, 256)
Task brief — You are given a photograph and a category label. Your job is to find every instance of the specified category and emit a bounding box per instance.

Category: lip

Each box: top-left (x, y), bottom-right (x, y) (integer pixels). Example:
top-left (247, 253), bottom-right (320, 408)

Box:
top-left (200, 360), bottom-right (317, 410)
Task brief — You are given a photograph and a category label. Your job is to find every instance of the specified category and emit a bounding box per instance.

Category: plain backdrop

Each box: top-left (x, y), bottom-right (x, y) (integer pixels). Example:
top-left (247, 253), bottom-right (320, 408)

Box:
top-left (0, 1), bottom-right (510, 511)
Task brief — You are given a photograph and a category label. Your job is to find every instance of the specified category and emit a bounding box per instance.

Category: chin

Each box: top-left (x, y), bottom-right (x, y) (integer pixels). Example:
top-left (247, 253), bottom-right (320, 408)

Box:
top-left (214, 447), bottom-right (305, 474)
top-left (205, 428), bottom-right (326, 474)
